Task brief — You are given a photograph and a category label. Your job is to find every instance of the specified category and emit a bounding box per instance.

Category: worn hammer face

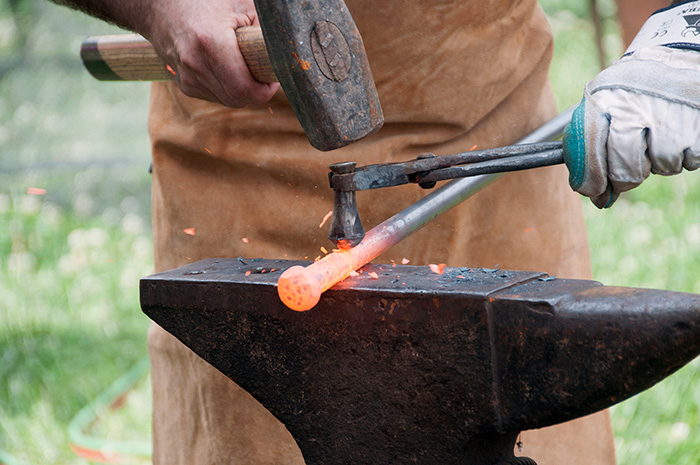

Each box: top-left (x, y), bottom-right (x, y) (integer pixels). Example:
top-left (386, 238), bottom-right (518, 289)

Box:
top-left (253, 0), bottom-right (383, 151)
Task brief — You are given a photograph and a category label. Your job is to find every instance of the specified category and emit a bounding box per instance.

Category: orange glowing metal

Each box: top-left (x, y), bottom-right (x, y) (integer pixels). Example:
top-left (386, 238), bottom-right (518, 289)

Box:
top-left (183, 228), bottom-right (195, 236)
top-left (319, 210), bottom-right (333, 228)
top-left (277, 222), bottom-right (407, 311)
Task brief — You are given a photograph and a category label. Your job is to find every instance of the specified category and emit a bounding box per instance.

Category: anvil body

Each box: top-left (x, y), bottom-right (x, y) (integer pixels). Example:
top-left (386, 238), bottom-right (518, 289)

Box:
top-left (140, 258), bottom-right (700, 465)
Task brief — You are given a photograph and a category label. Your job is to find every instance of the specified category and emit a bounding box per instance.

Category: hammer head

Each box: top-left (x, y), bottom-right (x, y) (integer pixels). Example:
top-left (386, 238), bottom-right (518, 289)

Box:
top-left (254, 0), bottom-right (383, 151)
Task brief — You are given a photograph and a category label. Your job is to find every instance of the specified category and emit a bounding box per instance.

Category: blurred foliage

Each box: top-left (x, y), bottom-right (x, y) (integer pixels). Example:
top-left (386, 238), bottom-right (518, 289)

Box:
top-left (1, 1), bottom-right (152, 464)
top-left (0, 1), bottom-right (699, 465)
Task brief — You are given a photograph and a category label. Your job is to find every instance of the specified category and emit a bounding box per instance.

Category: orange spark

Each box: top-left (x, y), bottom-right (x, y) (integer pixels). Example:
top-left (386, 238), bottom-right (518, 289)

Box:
top-left (456, 275), bottom-right (466, 279)
top-left (391, 259), bottom-right (396, 267)
top-left (368, 271), bottom-right (379, 280)
top-left (245, 271), bottom-right (252, 276)
top-left (319, 210), bottom-right (333, 228)
top-left (401, 258), bottom-right (410, 265)
top-left (166, 64), bottom-right (176, 76)
top-left (204, 147), bottom-right (212, 154)
top-left (183, 228), bottom-right (195, 236)
top-left (320, 246), bottom-right (328, 254)
top-left (26, 187), bottom-right (46, 195)
top-left (291, 52), bottom-right (311, 70)
top-left (241, 237), bottom-right (249, 243)
top-left (349, 270), bottom-right (359, 277)
top-left (470, 144), bottom-right (478, 151)
top-left (524, 228), bottom-right (534, 232)
top-left (268, 106), bottom-right (274, 114)
top-left (429, 263), bottom-right (446, 275)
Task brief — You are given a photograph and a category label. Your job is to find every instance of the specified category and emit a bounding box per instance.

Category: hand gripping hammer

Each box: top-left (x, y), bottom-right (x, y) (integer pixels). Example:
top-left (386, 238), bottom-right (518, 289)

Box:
top-left (80, 0), bottom-right (383, 151)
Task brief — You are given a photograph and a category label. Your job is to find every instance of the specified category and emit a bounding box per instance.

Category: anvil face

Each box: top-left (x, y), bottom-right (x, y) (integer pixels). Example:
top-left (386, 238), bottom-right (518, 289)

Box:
top-left (140, 258), bottom-right (700, 465)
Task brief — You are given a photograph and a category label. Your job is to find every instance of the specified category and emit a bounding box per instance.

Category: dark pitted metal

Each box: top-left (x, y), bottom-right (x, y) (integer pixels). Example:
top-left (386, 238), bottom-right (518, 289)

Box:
top-left (253, 0), bottom-right (383, 151)
top-left (140, 258), bottom-right (700, 465)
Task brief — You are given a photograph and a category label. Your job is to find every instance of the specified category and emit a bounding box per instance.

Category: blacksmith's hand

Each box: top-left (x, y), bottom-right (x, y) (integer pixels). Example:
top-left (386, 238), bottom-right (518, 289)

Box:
top-left (563, 1), bottom-right (700, 208)
top-left (142, 0), bottom-right (279, 108)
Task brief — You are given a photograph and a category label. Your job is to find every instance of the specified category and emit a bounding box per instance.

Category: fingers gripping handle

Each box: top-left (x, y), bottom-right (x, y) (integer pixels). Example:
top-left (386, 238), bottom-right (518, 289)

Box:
top-left (80, 26), bottom-right (276, 83)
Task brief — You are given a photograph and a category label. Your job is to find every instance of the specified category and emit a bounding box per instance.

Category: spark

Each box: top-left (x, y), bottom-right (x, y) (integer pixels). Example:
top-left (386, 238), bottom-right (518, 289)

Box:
top-left (291, 52), bottom-right (311, 70)
top-left (391, 259), bottom-right (396, 267)
top-left (368, 271), bottom-right (379, 280)
top-left (429, 263), bottom-right (446, 275)
top-left (241, 237), bottom-right (249, 243)
top-left (204, 147), bottom-right (212, 154)
top-left (319, 210), bottom-right (333, 228)
top-left (320, 246), bottom-right (328, 254)
top-left (470, 144), bottom-right (478, 151)
top-left (26, 187), bottom-right (46, 195)
top-left (183, 228), bottom-right (195, 236)
top-left (245, 271), bottom-right (252, 277)
top-left (166, 64), bottom-right (176, 76)
top-left (268, 106), bottom-right (274, 114)
top-left (401, 258), bottom-right (410, 265)
top-left (524, 228), bottom-right (534, 232)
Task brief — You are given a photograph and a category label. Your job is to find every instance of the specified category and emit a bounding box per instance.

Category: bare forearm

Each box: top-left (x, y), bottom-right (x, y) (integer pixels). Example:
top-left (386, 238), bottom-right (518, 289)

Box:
top-left (50, 0), bottom-right (152, 34)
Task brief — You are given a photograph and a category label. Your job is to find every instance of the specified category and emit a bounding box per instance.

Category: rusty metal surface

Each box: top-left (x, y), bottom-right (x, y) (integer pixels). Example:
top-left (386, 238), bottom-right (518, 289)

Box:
top-left (140, 258), bottom-right (700, 465)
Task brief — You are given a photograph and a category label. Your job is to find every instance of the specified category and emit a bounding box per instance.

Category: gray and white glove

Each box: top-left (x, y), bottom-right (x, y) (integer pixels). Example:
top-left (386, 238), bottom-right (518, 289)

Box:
top-left (563, 1), bottom-right (700, 208)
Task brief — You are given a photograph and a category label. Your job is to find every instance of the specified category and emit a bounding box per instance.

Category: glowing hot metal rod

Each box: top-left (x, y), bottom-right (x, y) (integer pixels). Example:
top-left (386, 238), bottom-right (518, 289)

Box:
top-left (277, 109), bottom-right (575, 311)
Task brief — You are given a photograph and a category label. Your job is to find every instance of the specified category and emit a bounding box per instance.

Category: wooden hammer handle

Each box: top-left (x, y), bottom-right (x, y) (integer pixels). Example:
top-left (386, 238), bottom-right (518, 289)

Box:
top-left (80, 26), bottom-right (276, 83)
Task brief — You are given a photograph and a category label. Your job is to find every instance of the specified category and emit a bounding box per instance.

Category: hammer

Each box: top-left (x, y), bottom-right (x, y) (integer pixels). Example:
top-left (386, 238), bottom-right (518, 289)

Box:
top-left (80, 0), bottom-right (383, 151)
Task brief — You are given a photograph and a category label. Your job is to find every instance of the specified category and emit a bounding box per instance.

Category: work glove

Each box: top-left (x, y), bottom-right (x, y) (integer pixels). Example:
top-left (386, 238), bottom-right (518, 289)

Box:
top-left (563, 1), bottom-right (700, 208)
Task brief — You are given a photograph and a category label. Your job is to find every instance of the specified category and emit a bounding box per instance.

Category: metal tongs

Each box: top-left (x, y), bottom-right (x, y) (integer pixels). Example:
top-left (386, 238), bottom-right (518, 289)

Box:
top-left (328, 141), bottom-right (564, 192)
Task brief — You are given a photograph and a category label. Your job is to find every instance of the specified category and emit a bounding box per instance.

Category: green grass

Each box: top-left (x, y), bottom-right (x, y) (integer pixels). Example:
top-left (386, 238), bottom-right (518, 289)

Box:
top-left (1, 1), bottom-right (699, 464)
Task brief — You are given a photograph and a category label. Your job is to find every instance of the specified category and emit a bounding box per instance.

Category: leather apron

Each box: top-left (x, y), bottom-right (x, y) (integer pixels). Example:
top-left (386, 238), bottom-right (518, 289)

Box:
top-left (146, 1), bottom-right (616, 463)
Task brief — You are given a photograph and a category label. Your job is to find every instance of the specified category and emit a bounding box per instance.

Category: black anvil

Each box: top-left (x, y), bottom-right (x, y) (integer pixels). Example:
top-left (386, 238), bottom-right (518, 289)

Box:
top-left (140, 258), bottom-right (700, 465)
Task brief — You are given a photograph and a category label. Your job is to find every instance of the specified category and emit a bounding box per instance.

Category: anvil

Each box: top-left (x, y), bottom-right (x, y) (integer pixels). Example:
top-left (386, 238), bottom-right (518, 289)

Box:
top-left (140, 258), bottom-right (700, 465)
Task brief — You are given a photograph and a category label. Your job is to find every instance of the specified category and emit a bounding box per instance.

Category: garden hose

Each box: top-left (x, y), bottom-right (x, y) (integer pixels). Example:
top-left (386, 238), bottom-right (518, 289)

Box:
top-left (68, 356), bottom-right (152, 463)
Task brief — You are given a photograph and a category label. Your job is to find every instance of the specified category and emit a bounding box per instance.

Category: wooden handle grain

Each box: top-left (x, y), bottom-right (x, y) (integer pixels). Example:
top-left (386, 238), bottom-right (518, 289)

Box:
top-left (80, 26), bottom-right (276, 83)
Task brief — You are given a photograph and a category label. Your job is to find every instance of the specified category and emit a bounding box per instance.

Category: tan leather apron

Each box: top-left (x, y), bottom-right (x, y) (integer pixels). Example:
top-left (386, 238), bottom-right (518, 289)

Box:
top-left (146, 1), bottom-right (616, 463)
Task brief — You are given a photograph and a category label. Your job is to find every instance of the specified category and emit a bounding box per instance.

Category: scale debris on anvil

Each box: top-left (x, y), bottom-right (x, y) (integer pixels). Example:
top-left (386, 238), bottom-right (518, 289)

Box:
top-left (140, 257), bottom-right (700, 465)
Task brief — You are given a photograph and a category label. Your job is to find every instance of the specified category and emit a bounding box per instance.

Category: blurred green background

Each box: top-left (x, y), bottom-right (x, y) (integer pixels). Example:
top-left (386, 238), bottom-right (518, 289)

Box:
top-left (0, 0), bottom-right (698, 464)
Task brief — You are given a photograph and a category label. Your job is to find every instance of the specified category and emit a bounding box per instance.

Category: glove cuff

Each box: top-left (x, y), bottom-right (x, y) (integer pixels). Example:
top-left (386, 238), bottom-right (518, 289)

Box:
top-left (562, 103), bottom-right (587, 191)
top-left (625, 1), bottom-right (700, 56)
